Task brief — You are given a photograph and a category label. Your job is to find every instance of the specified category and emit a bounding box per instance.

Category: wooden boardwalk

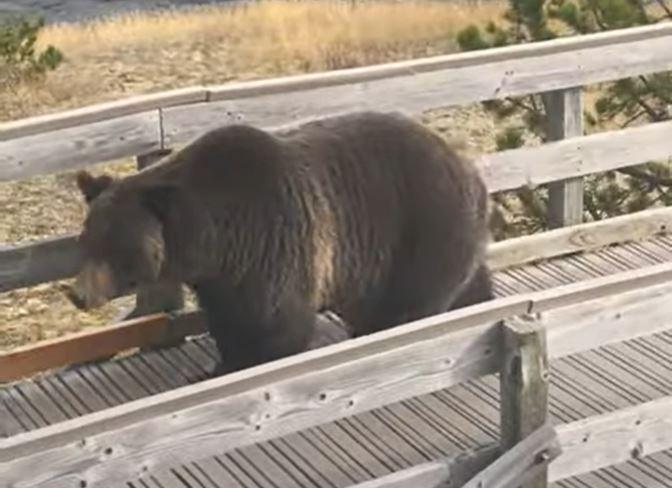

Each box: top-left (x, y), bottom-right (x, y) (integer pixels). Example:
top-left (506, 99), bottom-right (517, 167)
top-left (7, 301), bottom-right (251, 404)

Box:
top-left (3, 234), bottom-right (672, 487)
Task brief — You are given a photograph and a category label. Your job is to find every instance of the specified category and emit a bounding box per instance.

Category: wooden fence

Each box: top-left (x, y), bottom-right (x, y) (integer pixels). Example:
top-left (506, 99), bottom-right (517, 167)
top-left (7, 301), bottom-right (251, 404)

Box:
top-left (2, 21), bottom-right (672, 305)
top-left (3, 261), bottom-right (672, 487)
top-left (2, 21), bottom-right (672, 488)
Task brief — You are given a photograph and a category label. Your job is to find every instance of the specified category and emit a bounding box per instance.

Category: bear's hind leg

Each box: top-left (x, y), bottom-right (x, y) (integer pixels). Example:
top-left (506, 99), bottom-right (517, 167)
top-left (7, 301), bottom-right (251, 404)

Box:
top-left (348, 256), bottom-right (486, 337)
top-left (194, 279), bottom-right (315, 376)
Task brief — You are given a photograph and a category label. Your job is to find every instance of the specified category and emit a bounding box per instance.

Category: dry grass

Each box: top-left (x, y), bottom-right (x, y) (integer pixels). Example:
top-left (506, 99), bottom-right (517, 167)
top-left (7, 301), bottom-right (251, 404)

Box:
top-left (0, 0), bottom-right (509, 351)
top-left (3, 0), bottom-right (505, 121)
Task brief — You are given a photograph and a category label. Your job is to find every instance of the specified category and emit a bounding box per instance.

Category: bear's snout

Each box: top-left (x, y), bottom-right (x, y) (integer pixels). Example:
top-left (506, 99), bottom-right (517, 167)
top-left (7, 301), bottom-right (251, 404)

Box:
top-left (63, 285), bottom-right (87, 310)
top-left (66, 261), bottom-right (116, 310)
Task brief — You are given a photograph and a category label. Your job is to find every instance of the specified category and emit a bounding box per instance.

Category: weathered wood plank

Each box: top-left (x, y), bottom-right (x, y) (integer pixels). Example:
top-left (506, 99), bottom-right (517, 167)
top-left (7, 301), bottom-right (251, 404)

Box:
top-left (0, 235), bottom-right (79, 293)
top-left (0, 111), bottom-right (162, 182)
top-left (346, 444), bottom-right (499, 488)
top-left (3, 22), bottom-right (672, 143)
top-left (500, 318), bottom-right (550, 487)
top-left (0, 24), bottom-right (670, 182)
top-left (545, 88), bottom-right (584, 228)
top-left (539, 279), bottom-right (672, 360)
top-left (203, 22), bottom-right (672, 101)
top-left (4, 126), bottom-right (672, 293)
top-left (164, 37), bottom-right (672, 146)
top-left (479, 119), bottom-right (672, 193)
top-left (0, 296), bottom-right (529, 488)
top-left (0, 309), bottom-right (353, 384)
top-left (163, 31), bottom-right (672, 146)
top-left (0, 313), bottom-right (195, 383)
top-left (487, 205), bottom-right (672, 271)
top-left (3, 234), bottom-right (672, 384)
top-left (462, 423), bottom-right (561, 488)
top-left (0, 87), bottom-right (207, 141)
top-left (528, 260), bottom-right (672, 312)
top-left (551, 396), bottom-right (672, 482)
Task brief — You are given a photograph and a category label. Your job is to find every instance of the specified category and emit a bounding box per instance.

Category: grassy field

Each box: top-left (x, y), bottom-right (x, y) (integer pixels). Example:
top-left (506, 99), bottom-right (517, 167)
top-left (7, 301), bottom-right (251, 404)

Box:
top-left (0, 0), bottom-right (511, 351)
top-left (3, 0), bottom-right (505, 121)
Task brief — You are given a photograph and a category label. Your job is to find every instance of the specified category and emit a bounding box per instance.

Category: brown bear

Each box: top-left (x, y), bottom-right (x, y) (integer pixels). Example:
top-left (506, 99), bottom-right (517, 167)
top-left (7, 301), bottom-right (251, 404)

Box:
top-left (67, 111), bottom-right (493, 375)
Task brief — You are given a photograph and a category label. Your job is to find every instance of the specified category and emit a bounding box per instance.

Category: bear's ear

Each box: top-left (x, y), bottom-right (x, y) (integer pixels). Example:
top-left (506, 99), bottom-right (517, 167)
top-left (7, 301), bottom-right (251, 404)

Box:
top-left (76, 170), bottom-right (114, 203)
top-left (139, 184), bottom-right (180, 225)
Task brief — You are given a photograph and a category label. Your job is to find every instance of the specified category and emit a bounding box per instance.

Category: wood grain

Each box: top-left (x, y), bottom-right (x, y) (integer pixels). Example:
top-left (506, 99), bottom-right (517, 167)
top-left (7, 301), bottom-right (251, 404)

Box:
top-left (487, 205), bottom-right (672, 270)
top-left (0, 111), bottom-right (161, 182)
top-left (551, 396), bottom-right (672, 481)
top-left (0, 235), bottom-right (79, 293)
top-left (3, 23), bottom-right (669, 143)
top-left (4, 262), bottom-right (672, 485)
top-left (0, 87), bottom-right (207, 141)
top-left (499, 318), bottom-right (550, 488)
top-left (545, 88), bottom-right (584, 228)
top-left (162, 32), bottom-right (672, 146)
top-left (4, 118), bottom-right (672, 294)
top-left (1, 296), bottom-right (529, 488)
top-left (0, 310), bottom-right (354, 384)
top-left (540, 279), bottom-right (672, 359)
top-left (0, 314), bottom-right (176, 384)
top-left (529, 259), bottom-right (672, 311)
top-left (0, 24), bottom-right (670, 182)
top-left (462, 423), bottom-right (561, 488)
top-left (347, 444), bottom-right (500, 488)
top-left (478, 119), bottom-right (672, 193)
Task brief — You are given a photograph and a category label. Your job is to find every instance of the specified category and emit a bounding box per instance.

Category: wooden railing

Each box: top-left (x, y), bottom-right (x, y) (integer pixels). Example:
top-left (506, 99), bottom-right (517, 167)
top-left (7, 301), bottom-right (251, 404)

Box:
top-left (3, 262), bottom-right (672, 487)
top-left (1, 22), bottom-right (672, 317)
top-left (2, 22), bottom-right (672, 487)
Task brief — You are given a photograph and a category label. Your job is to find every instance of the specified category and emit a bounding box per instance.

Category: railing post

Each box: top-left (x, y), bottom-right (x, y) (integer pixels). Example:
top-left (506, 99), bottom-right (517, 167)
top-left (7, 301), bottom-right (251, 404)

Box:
top-left (500, 315), bottom-right (550, 488)
top-left (544, 88), bottom-right (584, 229)
top-left (115, 149), bottom-right (185, 322)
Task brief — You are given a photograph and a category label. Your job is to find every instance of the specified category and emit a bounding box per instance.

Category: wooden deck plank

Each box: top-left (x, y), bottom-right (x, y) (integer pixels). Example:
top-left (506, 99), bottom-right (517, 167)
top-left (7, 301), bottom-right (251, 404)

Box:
top-left (35, 375), bottom-right (83, 419)
top-left (297, 429), bottom-right (368, 485)
top-left (230, 446), bottom-right (299, 488)
top-left (186, 458), bottom-right (251, 488)
top-left (10, 381), bottom-right (65, 426)
top-left (277, 432), bottom-right (358, 487)
top-left (0, 390), bottom-right (30, 436)
top-left (421, 386), bottom-right (498, 443)
top-left (3, 233), bottom-right (672, 487)
top-left (54, 369), bottom-right (109, 413)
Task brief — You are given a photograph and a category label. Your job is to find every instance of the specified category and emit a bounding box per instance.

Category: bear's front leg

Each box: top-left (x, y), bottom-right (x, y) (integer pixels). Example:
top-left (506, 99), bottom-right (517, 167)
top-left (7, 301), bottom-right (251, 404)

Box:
top-left (193, 279), bottom-right (315, 376)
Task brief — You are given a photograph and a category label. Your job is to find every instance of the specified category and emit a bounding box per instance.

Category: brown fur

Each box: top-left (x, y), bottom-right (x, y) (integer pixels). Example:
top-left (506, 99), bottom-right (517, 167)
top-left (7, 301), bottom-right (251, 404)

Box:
top-left (69, 111), bottom-right (493, 375)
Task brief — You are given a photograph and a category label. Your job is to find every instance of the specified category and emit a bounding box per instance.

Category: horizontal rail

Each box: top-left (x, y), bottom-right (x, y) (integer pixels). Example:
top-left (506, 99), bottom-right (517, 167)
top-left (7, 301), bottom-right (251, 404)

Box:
top-left (0, 295), bottom-right (527, 487)
top-left (0, 87), bottom-right (208, 142)
top-left (348, 423), bottom-right (561, 488)
top-left (2, 22), bottom-right (671, 140)
top-left (3, 135), bottom-right (672, 294)
top-left (4, 261), bottom-right (672, 487)
top-left (338, 393), bottom-right (672, 488)
top-left (0, 310), bottom-right (351, 383)
top-left (480, 119), bottom-right (672, 193)
top-left (0, 204), bottom-right (670, 376)
top-left (1, 23), bottom-right (672, 182)
top-left (0, 312), bottom-right (203, 383)
top-left (6, 245), bottom-right (672, 383)
top-left (487, 205), bottom-right (672, 270)
top-left (551, 395), bottom-right (672, 481)
top-left (347, 445), bottom-right (500, 488)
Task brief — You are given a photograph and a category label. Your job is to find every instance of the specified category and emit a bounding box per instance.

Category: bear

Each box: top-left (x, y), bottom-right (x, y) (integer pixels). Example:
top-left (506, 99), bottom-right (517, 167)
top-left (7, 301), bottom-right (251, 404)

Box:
top-left (66, 110), bottom-right (493, 375)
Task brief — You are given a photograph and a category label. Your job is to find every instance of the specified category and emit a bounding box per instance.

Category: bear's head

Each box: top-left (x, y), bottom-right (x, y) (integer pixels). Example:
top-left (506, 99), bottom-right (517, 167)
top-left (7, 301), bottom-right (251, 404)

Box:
top-left (66, 170), bottom-right (171, 310)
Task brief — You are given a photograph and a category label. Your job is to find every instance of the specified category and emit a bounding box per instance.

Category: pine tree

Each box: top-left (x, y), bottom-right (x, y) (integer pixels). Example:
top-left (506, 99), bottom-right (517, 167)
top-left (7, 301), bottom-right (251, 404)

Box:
top-left (0, 15), bottom-right (63, 91)
top-left (457, 0), bottom-right (672, 239)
